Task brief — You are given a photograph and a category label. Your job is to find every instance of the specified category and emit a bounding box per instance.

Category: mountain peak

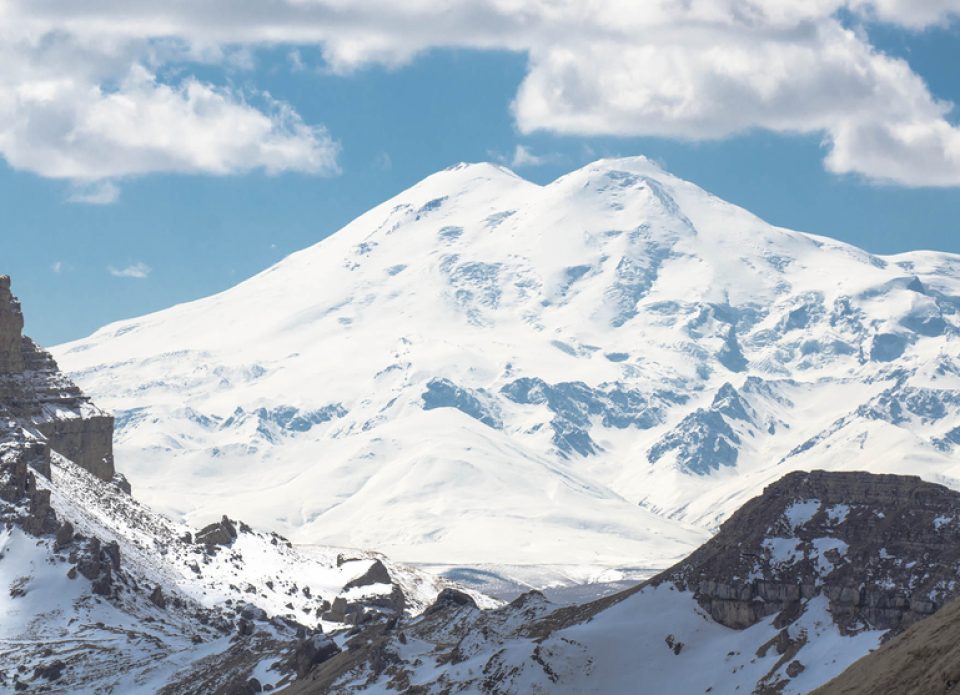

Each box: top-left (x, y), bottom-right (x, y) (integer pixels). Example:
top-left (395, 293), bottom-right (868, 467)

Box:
top-left (52, 154), bottom-right (960, 575)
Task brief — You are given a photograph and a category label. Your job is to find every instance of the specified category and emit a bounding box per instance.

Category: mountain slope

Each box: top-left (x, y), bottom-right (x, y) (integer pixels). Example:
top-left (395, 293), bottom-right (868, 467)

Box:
top-left (0, 275), bottom-right (493, 693)
top-left (53, 157), bottom-right (960, 579)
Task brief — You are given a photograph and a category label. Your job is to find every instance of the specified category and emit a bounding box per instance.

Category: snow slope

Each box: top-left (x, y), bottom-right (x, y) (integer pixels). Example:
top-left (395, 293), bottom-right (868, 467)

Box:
top-left (1, 448), bottom-right (496, 693)
top-left (53, 157), bottom-right (960, 577)
top-left (325, 585), bottom-right (883, 695)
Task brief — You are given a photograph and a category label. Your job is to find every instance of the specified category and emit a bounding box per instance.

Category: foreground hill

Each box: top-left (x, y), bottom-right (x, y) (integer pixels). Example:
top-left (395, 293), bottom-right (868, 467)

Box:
top-left (53, 157), bottom-right (960, 584)
top-left (281, 469), bottom-right (960, 694)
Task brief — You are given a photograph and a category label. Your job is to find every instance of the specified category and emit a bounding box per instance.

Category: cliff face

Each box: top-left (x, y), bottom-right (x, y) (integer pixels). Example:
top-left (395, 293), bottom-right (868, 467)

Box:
top-left (0, 275), bottom-right (115, 482)
top-left (657, 469), bottom-right (960, 633)
top-left (812, 593), bottom-right (960, 695)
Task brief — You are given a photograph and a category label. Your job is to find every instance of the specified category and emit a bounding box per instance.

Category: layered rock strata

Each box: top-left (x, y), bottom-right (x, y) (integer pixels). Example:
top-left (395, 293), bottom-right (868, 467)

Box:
top-left (0, 275), bottom-right (115, 481)
top-left (659, 469), bottom-right (960, 632)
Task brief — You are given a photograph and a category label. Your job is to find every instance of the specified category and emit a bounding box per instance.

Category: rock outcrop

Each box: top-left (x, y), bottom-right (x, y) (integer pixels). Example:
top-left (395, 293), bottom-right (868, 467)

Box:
top-left (657, 469), bottom-right (960, 633)
top-left (0, 275), bottom-right (115, 482)
top-left (0, 431), bottom-right (58, 535)
top-left (813, 592), bottom-right (960, 695)
top-left (195, 515), bottom-right (239, 547)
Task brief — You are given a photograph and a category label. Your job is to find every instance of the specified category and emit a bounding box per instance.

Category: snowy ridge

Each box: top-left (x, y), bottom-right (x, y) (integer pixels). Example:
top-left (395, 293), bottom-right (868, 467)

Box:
top-left (1, 450), bottom-right (496, 692)
top-left (53, 156), bottom-right (960, 580)
top-left (43, 453), bottom-right (491, 624)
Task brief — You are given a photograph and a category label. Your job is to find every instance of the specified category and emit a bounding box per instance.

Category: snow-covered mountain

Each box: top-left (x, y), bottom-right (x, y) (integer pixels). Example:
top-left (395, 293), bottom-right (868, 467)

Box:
top-left (53, 156), bottom-right (960, 583)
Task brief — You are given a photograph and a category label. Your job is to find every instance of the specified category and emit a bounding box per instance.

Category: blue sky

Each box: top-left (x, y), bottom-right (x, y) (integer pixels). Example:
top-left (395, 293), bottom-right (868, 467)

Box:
top-left (4, 3), bottom-right (960, 345)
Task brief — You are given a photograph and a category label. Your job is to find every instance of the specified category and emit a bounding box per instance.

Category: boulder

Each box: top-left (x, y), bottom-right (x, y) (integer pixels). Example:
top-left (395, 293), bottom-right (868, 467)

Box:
top-left (196, 515), bottom-right (239, 547)
top-left (425, 588), bottom-right (478, 615)
top-left (54, 521), bottom-right (74, 550)
top-left (289, 634), bottom-right (341, 678)
top-left (343, 559), bottom-right (391, 591)
top-left (149, 586), bottom-right (166, 609)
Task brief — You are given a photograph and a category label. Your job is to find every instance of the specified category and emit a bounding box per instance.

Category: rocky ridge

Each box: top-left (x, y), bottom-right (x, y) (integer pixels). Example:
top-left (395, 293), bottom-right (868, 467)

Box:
top-left (278, 469), bottom-right (960, 695)
top-left (658, 469), bottom-right (960, 633)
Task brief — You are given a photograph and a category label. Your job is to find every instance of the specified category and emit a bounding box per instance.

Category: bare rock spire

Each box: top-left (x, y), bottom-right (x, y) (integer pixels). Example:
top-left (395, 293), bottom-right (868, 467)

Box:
top-left (0, 275), bottom-right (25, 373)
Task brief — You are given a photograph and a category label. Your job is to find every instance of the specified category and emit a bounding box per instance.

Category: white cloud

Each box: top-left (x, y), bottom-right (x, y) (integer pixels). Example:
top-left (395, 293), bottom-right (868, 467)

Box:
top-left (0, 22), bottom-right (339, 193)
top-left (108, 262), bottom-right (152, 279)
top-left (51, 261), bottom-right (63, 273)
top-left (2, 1), bottom-right (960, 187)
top-left (508, 145), bottom-right (546, 168)
top-left (512, 19), bottom-right (960, 186)
top-left (68, 180), bottom-right (120, 205)
top-left (851, 0), bottom-right (960, 28)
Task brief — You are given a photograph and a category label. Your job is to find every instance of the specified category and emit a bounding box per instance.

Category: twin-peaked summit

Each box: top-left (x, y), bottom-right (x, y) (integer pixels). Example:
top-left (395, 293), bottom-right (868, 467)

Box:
top-left (53, 158), bottom-right (960, 581)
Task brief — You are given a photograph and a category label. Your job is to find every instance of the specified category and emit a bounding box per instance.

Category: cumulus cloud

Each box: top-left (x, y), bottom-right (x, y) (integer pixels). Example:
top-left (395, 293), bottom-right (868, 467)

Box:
top-left (0, 18), bottom-right (339, 196)
top-left (2, 1), bottom-right (960, 187)
top-left (512, 18), bottom-right (960, 186)
top-left (108, 262), bottom-right (151, 279)
top-left (3, 64), bottom-right (338, 181)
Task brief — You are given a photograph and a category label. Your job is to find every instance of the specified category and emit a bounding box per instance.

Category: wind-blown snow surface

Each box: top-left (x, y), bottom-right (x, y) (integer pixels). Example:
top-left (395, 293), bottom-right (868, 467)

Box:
top-left (53, 157), bottom-right (960, 578)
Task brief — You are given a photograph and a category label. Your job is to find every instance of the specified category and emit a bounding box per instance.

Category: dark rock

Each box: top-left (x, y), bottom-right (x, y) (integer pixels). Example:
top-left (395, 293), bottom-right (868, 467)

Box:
top-left (91, 573), bottom-right (113, 596)
top-left (149, 586), bottom-right (166, 609)
top-left (321, 597), bottom-right (348, 622)
top-left (0, 278), bottom-right (116, 485)
top-left (111, 473), bottom-right (132, 495)
top-left (289, 634), bottom-right (341, 678)
top-left (54, 521), bottom-right (74, 549)
top-left (425, 587), bottom-right (478, 615)
top-left (343, 559), bottom-right (391, 591)
top-left (240, 604), bottom-right (268, 622)
top-left (665, 634), bottom-right (684, 655)
top-left (77, 539), bottom-right (102, 580)
top-left (102, 541), bottom-right (121, 571)
top-left (657, 470), bottom-right (960, 633)
top-left (32, 660), bottom-right (65, 682)
top-left (196, 515), bottom-right (238, 547)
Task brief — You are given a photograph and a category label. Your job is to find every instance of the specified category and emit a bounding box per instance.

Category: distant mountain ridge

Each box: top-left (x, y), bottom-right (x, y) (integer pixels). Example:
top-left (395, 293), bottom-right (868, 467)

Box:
top-left (53, 157), bottom-right (960, 582)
